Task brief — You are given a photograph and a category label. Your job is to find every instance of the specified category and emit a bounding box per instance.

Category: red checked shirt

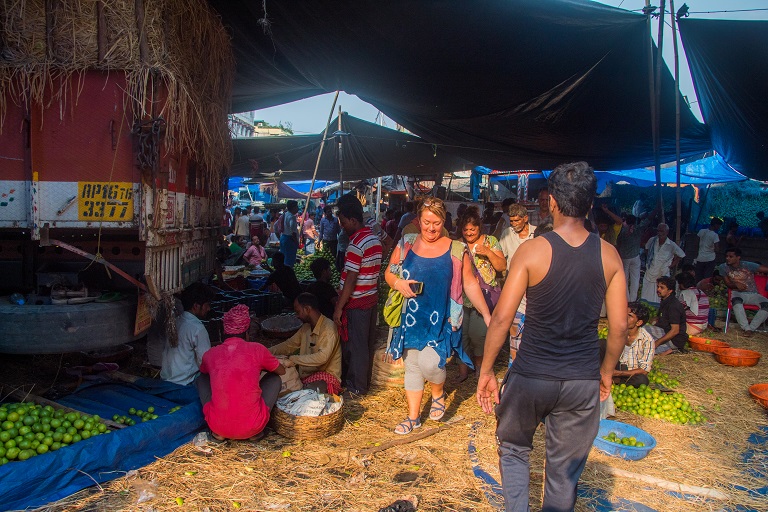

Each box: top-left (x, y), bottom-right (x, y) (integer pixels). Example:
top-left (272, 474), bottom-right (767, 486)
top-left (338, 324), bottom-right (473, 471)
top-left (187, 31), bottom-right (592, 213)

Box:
top-left (199, 337), bottom-right (280, 439)
top-left (340, 227), bottom-right (382, 300)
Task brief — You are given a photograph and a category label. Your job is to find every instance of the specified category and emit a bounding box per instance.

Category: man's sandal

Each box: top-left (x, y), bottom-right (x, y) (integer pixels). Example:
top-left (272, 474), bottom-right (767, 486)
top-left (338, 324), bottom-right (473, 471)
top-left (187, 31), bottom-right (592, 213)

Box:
top-left (429, 392), bottom-right (447, 421)
top-left (394, 416), bottom-right (422, 435)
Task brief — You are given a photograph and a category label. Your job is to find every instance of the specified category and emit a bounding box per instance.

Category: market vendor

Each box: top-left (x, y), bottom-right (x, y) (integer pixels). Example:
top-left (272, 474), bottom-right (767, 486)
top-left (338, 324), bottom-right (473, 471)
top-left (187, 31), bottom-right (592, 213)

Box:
top-left (648, 276), bottom-right (688, 355)
top-left (269, 293), bottom-right (342, 395)
top-left (197, 304), bottom-right (286, 441)
top-left (161, 282), bottom-right (216, 386)
top-left (262, 251), bottom-right (302, 305)
top-left (600, 302), bottom-right (653, 387)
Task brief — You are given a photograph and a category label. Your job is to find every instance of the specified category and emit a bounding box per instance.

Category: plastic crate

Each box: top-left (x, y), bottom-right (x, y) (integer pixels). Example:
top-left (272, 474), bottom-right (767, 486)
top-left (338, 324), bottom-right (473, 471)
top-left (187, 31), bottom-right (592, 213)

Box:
top-left (593, 419), bottom-right (656, 461)
top-left (248, 277), bottom-right (268, 290)
top-left (264, 292), bottom-right (284, 315)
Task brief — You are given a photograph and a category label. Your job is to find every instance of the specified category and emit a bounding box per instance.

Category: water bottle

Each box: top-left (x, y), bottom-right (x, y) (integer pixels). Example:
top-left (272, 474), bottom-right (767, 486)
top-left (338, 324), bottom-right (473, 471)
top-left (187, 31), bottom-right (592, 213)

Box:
top-left (9, 293), bottom-right (25, 305)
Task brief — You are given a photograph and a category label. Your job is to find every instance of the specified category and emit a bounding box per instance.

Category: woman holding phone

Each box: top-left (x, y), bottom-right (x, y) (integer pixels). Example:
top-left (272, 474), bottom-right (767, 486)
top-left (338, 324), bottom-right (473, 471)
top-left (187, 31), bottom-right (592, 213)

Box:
top-left (385, 197), bottom-right (492, 434)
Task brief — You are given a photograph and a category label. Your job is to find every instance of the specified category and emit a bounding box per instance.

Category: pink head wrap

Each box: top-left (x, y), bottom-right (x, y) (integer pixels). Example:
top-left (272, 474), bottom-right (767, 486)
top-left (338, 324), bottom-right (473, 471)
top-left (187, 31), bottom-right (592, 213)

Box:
top-left (223, 304), bottom-right (251, 335)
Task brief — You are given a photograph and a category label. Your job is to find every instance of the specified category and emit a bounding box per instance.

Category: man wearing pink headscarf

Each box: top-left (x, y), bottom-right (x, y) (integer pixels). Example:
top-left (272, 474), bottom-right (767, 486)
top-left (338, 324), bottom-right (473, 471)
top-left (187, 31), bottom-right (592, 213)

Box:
top-left (197, 304), bottom-right (286, 441)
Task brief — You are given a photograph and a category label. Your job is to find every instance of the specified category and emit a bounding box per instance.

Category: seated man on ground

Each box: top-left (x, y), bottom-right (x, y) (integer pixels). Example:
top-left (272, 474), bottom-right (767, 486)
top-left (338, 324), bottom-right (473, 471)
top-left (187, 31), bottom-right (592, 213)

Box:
top-left (269, 293), bottom-right (342, 395)
top-left (197, 304), bottom-right (286, 442)
top-left (161, 282), bottom-right (216, 386)
top-left (306, 257), bottom-right (338, 320)
top-left (601, 302), bottom-right (654, 387)
top-left (648, 276), bottom-right (688, 356)
top-left (262, 251), bottom-right (302, 305)
top-left (676, 272), bottom-right (709, 335)
top-left (718, 247), bottom-right (768, 336)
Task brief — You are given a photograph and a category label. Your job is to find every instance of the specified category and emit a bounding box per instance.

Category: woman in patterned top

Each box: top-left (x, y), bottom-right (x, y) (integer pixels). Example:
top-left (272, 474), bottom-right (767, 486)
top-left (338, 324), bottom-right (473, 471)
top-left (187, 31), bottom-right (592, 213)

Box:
top-left (456, 206), bottom-right (507, 382)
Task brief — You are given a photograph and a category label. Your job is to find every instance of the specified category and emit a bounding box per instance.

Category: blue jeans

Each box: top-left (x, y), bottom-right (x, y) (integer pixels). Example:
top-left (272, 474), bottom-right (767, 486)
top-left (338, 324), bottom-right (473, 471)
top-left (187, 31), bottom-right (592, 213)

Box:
top-left (495, 373), bottom-right (599, 512)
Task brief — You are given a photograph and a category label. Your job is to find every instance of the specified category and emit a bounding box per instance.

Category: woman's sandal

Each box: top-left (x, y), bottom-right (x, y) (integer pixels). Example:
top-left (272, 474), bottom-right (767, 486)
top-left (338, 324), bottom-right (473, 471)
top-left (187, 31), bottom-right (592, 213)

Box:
top-left (429, 392), bottom-right (447, 421)
top-left (394, 416), bottom-right (422, 435)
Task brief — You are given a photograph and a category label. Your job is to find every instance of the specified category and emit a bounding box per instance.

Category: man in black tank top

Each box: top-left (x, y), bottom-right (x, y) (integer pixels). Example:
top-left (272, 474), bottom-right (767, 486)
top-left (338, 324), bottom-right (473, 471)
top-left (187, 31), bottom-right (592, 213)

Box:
top-left (477, 162), bottom-right (628, 512)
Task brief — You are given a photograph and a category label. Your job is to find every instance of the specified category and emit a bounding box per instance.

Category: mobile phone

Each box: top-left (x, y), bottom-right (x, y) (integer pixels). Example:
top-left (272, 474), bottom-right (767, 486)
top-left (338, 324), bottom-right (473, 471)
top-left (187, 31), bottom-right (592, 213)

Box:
top-left (409, 282), bottom-right (423, 294)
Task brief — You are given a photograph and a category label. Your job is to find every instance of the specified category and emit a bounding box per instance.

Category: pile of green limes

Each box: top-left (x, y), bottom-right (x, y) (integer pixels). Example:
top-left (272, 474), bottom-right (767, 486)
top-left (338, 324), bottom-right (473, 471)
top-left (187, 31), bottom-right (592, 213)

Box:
top-left (0, 402), bottom-right (110, 465)
top-left (648, 369), bottom-right (679, 388)
top-left (112, 406), bottom-right (159, 426)
top-left (602, 431), bottom-right (645, 447)
top-left (611, 383), bottom-right (706, 424)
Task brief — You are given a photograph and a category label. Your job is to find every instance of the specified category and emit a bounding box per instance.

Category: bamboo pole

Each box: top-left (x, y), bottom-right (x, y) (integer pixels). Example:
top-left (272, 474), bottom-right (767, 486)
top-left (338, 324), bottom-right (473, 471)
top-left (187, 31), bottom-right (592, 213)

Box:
top-left (338, 106), bottom-right (344, 198)
top-left (301, 91), bottom-right (340, 221)
top-left (645, 0), bottom-right (659, 215)
top-left (592, 463), bottom-right (730, 500)
top-left (654, 0), bottom-right (666, 222)
top-left (671, 0), bottom-right (682, 244)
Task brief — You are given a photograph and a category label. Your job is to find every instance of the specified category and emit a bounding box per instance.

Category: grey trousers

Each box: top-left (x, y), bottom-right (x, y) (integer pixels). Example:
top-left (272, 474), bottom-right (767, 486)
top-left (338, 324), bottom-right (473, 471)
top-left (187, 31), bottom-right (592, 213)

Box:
top-left (495, 372), bottom-right (600, 512)
top-left (732, 291), bottom-right (768, 331)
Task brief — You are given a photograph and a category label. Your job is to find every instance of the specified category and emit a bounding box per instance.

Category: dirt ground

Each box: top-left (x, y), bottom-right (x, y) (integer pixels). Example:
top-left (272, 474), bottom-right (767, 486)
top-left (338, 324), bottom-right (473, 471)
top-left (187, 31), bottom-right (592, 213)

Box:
top-left (2, 322), bottom-right (767, 512)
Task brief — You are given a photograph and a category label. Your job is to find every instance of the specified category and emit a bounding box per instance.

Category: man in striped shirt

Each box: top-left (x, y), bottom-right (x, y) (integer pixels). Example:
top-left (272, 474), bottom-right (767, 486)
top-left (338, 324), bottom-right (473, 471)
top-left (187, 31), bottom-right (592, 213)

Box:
top-left (333, 193), bottom-right (383, 396)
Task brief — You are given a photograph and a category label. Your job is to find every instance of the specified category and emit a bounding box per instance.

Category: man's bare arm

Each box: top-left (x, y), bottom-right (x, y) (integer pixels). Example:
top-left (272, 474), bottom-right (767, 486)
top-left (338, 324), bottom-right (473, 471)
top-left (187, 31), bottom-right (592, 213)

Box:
top-left (601, 240), bottom-right (628, 401)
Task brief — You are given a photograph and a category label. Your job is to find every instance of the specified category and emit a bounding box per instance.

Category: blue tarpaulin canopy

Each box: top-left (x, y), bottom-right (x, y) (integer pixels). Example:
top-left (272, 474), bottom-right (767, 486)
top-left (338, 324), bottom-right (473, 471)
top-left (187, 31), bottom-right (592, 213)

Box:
top-left (493, 155), bottom-right (747, 193)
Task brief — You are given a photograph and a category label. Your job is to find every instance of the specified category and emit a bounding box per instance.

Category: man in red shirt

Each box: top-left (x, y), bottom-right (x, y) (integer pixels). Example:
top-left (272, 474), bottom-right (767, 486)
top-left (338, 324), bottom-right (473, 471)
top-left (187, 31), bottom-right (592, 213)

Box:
top-left (197, 304), bottom-right (286, 441)
top-left (333, 193), bottom-right (383, 396)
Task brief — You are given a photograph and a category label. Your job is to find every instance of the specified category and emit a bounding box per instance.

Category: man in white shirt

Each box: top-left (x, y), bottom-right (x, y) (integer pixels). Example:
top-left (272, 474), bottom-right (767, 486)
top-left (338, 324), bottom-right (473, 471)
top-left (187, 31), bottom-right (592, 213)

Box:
top-left (499, 204), bottom-right (535, 261)
top-left (640, 224), bottom-right (685, 303)
top-left (234, 208), bottom-right (250, 237)
top-left (161, 283), bottom-right (215, 386)
top-left (695, 217), bottom-right (723, 281)
top-left (498, 203), bottom-right (536, 360)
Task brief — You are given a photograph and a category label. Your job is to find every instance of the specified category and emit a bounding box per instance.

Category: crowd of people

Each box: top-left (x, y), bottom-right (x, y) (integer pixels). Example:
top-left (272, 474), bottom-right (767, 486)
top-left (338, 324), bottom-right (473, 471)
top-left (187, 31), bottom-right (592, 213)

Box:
top-left (157, 167), bottom-right (765, 512)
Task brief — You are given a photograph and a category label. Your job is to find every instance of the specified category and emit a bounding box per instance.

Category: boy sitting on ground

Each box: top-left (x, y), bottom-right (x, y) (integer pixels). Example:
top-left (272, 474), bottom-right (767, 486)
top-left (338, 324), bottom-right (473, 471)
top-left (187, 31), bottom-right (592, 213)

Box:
top-left (269, 293), bottom-right (342, 395)
top-left (601, 302), bottom-right (654, 387)
top-left (647, 276), bottom-right (688, 355)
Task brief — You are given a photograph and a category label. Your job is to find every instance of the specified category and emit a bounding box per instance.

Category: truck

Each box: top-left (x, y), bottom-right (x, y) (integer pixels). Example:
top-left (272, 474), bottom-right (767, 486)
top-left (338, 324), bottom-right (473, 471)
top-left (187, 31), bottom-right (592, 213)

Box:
top-left (0, 0), bottom-right (233, 354)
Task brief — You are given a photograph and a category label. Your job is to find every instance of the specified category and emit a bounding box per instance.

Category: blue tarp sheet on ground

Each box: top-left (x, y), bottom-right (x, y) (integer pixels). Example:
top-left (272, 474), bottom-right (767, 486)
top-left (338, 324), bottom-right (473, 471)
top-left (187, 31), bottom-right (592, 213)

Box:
top-left (0, 378), bottom-right (204, 511)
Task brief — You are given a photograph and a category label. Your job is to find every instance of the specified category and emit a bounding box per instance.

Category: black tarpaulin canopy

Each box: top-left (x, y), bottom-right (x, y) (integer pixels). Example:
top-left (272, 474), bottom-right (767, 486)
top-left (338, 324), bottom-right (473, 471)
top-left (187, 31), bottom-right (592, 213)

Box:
top-left (679, 19), bottom-right (768, 181)
top-left (209, 0), bottom-right (711, 173)
top-left (231, 114), bottom-right (471, 181)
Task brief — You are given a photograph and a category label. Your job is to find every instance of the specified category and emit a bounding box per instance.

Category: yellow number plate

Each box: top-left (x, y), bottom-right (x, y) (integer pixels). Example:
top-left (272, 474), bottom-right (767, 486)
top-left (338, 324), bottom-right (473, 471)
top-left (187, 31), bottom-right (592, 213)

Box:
top-left (77, 182), bottom-right (134, 221)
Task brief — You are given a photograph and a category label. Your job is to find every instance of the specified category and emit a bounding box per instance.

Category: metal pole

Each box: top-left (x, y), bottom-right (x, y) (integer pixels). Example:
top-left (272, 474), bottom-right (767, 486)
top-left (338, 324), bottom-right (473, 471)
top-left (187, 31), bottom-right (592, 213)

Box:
top-left (654, 0), bottom-right (666, 223)
top-left (671, 0), bottom-right (682, 244)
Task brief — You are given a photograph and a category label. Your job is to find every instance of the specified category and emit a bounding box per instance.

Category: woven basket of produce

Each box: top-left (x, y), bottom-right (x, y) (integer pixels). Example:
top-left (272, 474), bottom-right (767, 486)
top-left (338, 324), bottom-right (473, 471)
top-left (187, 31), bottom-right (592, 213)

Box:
top-left (260, 314), bottom-right (303, 339)
top-left (371, 347), bottom-right (405, 388)
top-left (270, 390), bottom-right (344, 440)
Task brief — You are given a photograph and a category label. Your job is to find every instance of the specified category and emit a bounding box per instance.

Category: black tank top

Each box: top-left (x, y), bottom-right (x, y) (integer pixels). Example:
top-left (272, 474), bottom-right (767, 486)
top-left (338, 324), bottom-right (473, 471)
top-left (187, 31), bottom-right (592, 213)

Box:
top-left (512, 231), bottom-right (606, 380)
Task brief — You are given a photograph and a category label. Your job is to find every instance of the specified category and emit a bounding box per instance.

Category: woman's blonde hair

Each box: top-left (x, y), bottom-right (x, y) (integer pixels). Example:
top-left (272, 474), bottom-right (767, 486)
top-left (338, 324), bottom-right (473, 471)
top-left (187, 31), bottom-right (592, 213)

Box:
top-left (416, 196), bottom-right (446, 221)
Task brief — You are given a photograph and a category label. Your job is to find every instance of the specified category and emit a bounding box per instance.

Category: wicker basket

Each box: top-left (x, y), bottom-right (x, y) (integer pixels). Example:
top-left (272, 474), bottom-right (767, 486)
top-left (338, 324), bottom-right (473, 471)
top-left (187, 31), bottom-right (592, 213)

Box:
top-left (261, 314), bottom-right (303, 339)
top-left (269, 399), bottom-right (345, 440)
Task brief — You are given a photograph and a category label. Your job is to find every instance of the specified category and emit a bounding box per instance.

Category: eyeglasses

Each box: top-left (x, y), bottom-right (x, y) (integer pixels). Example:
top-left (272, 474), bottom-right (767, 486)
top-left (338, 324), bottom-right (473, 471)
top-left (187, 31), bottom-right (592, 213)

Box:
top-left (509, 217), bottom-right (526, 223)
